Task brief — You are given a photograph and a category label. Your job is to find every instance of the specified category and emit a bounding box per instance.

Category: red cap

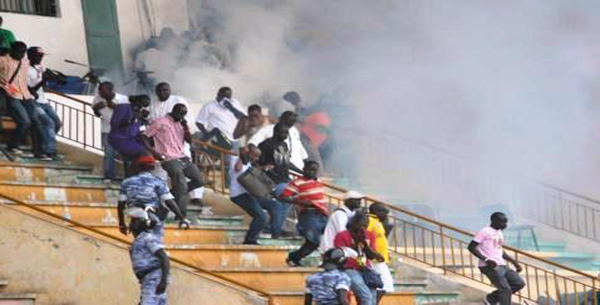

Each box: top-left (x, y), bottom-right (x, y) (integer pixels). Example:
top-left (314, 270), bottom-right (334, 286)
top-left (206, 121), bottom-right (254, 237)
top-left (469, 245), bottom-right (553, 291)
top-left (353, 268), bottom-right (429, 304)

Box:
top-left (135, 155), bottom-right (156, 166)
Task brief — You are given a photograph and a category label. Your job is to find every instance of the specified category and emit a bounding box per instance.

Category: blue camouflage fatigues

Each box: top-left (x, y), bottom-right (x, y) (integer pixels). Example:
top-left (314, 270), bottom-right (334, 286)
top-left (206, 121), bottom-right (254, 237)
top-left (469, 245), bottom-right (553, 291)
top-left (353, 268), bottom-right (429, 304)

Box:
top-left (306, 268), bottom-right (352, 305)
top-left (131, 231), bottom-right (168, 305)
top-left (120, 172), bottom-right (175, 239)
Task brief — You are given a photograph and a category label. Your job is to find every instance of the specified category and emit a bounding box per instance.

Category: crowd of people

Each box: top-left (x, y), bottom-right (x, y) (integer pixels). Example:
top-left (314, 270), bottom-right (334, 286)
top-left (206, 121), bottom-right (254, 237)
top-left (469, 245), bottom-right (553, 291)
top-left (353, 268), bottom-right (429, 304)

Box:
top-left (0, 19), bottom-right (527, 305)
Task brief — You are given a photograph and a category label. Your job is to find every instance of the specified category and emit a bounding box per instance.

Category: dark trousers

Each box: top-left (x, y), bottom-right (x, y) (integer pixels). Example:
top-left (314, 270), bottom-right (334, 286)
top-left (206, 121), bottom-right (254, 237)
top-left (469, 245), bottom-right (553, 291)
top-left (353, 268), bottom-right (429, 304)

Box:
top-left (480, 265), bottom-right (525, 305)
top-left (7, 98), bottom-right (48, 151)
top-left (230, 193), bottom-right (282, 243)
top-left (162, 157), bottom-right (204, 217)
top-left (288, 210), bottom-right (328, 263)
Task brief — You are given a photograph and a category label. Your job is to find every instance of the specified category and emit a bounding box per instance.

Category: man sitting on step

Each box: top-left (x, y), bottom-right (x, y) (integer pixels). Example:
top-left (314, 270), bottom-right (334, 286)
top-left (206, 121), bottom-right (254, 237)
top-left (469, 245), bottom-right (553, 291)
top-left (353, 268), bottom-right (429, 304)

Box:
top-left (118, 154), bottom-right (190, 239)
top-left (129, 216), bottom-right (171, 305)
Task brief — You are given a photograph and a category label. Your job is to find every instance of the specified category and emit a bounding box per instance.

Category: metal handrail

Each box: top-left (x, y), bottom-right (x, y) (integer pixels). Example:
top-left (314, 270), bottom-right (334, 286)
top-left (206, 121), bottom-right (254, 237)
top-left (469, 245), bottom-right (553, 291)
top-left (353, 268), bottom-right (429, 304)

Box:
top-left (0, 193), bottom-right (275, 304)
top-left (193, 140), bottom-right (596, 278)
top-left (193, 140), bottom-right (600, 304)
top-left (47, 89), bottom-right (93, 106)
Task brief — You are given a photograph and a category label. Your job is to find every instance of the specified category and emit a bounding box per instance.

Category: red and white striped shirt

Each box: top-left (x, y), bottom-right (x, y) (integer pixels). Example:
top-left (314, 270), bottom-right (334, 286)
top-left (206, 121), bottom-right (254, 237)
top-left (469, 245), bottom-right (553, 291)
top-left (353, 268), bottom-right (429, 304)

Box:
top-left (281, 177), bottom-right (329, 215)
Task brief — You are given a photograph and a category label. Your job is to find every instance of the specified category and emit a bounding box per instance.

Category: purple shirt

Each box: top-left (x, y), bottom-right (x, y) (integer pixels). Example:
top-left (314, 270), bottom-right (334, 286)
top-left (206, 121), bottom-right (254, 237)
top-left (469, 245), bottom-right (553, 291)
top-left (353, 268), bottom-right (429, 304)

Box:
top-left (144, 115), bottom-right (186, 161)
top-left (108, 104), bottom-right (144, 156)
top-left (473, 226), bottom-right (506, 267)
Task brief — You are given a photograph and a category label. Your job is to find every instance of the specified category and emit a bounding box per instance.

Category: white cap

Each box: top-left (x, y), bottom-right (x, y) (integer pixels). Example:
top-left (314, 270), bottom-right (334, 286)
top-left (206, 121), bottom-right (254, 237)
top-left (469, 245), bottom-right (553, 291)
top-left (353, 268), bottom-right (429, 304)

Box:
top-left (343, 190), bottom-right (363, 201)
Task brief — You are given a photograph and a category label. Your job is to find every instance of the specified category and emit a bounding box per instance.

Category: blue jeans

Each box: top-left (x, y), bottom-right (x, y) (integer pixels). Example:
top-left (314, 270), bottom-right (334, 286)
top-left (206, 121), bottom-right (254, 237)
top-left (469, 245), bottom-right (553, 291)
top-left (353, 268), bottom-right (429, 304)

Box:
top-left (231, 193), bottom-right (281, 243)
top-left (273, 182), bottom-right (292, 234)
top-left (6, 98), bottom-right (47, 151)
top-left (345, 269), bottom-right (376, 305)
top-left (36, 104), bottom-right (58, 155)
top-left (39, 103), bottom-right (61, 132)
top-left (101, 133), bottom-right (116, 179)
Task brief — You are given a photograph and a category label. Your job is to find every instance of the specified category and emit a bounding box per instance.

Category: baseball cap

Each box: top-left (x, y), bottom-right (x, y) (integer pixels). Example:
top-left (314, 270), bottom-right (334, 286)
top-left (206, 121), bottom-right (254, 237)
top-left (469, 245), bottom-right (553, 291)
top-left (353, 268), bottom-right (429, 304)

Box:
top-left (343, 190), bottom-right (363, 201)
top-left (135, 155), bottom-right (156, 166)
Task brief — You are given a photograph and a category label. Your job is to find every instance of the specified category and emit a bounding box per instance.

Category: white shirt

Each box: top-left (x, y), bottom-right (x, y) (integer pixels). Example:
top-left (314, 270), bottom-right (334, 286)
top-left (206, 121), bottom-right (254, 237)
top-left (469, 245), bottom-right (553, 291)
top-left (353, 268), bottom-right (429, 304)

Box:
top-left (92, 93), bottom-right (129, 133)
top-left (195, 98), bottom-right (246, 141)
top-left (148, 95), bottom-right (191, 122)
top-left (27, 65), bottom-right (48, 104)
top-left (228, 156), bottom-right (251, 198)
top-left (319, 206), bottom-right (355, 253)
top-left (248, 124), bottom-right (308, 170)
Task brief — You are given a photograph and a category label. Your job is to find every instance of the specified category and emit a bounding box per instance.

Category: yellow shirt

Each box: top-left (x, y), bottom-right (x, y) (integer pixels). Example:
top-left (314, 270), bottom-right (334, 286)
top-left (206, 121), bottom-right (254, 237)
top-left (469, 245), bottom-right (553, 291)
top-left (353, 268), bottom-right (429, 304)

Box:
top-left (367, 214), bottom-right (389, 263)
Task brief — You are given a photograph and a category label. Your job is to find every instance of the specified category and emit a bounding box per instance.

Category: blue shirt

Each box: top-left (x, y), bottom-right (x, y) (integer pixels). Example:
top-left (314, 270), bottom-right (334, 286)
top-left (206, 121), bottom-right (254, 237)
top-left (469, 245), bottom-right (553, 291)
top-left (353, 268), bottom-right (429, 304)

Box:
top-left (119, 172), bottom-right (174, 209)
top-left (130, 231), bottom-right (165, 274)
top-left (306, 269), bottom-right (351, 304)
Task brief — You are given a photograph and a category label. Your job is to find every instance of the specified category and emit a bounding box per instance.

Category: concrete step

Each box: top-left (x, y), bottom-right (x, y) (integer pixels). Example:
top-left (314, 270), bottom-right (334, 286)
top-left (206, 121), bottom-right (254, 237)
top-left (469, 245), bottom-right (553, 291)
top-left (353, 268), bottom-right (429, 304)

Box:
top-left (74, 174), bottom-right (121, 185)
top-left (0, 181), bottom-right (119, 203)
top-left (0, 280), bottom-right (7, 290)
top-left (207, 267), bottom-right (319, 291)
top-left (167, 244), bottom-right (314, 269)
top-left (0, 161), bottom-right (92, 184)
top-left (0, 293), bottom-right (36, 305)
top-left (8, 200), bottom-right (245, 227)
top-left (395, 280), bottom-right (428, 291)
top-left (88, 223), bottom-right (303, 246)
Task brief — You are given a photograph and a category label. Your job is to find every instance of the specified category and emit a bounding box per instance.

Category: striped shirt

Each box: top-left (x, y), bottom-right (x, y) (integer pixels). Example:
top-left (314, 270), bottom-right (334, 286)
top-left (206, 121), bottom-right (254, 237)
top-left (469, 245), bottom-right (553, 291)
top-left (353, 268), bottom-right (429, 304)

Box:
top-left (281, 177), bottom-right (328, 215)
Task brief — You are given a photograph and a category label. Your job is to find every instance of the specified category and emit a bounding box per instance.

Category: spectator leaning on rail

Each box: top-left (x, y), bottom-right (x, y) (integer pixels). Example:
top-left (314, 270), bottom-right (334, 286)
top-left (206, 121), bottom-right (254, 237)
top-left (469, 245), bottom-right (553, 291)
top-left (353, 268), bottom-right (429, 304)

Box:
top-left (118, 154), bottom-right (190, 241)
top-left (195, 86), bottom-right (246, 151)
top-left (92, 81), bottom-right (129, 182)
top-left (228, 144), bottom-right (282, 245)
top-left (142, 103), bottom-right (205, 218)
top-left (468, 212), bottom-right (525, 305)
top-left (334, 211), bottom-right (384, 305)
top-left (1, 41), bottom-right (50, 160)
top-left (26, 46), bottom-right (62, 161)
top-left (128, 216), bottom-right (171, 305)
top-left (319, 191), bottom-right (364, 253)
top-left (366, 203), bottom-right (394, 303)
top-left (108, 94), bottom-right (150, 178)
top-left (280, 160), bottom-right (329, 267)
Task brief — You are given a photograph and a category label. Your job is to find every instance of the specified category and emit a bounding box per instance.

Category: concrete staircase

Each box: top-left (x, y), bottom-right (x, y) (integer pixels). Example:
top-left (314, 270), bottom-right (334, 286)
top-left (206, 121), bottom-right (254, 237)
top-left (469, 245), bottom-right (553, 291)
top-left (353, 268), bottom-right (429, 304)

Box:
top-left (0, 279), bottom-right (36, 305)
top-left (0, 149), bottom-right (463, 304)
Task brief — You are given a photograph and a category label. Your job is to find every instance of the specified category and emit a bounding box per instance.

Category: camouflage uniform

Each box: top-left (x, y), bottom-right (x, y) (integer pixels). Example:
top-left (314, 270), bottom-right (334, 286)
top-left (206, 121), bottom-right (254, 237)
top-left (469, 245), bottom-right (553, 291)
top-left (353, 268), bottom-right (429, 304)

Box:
top-left (306, 268), bottom-right (351, 305)
top-left (130, 231), bottom-right (168, 305)
top-left (120, 172), bottom-right (175, 239)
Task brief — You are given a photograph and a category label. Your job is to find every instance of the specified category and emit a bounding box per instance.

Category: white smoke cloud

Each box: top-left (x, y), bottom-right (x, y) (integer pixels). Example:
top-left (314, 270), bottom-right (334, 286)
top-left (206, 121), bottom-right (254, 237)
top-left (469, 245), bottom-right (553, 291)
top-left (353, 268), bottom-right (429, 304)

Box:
top-left (147, 1), bottom-right (600, 220)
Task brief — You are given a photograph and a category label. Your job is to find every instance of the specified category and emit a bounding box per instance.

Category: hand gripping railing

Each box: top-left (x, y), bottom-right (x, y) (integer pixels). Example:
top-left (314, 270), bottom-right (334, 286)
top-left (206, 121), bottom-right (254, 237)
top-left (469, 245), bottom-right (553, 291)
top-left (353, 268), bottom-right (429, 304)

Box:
top-left (192, 139), bottom-right (600, 305)
top-left (0, 193), bottom-right (275, 304)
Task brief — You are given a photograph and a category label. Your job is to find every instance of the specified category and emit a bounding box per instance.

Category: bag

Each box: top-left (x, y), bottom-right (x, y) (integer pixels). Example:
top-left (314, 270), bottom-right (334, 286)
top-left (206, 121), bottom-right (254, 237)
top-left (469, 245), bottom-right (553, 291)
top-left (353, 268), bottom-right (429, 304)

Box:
top-left (237, 167), bottom-right (276, 199)
top-left (361, 266), bottom-right (384, 289)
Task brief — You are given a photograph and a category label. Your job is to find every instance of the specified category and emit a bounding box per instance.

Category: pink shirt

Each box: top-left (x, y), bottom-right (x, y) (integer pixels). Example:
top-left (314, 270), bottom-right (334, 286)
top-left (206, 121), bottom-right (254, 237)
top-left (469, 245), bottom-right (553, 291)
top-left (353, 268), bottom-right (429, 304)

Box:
top-left (144, 115), bottom-right (186, 161)
top-left (473, 226), bottom-right (506, 267)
